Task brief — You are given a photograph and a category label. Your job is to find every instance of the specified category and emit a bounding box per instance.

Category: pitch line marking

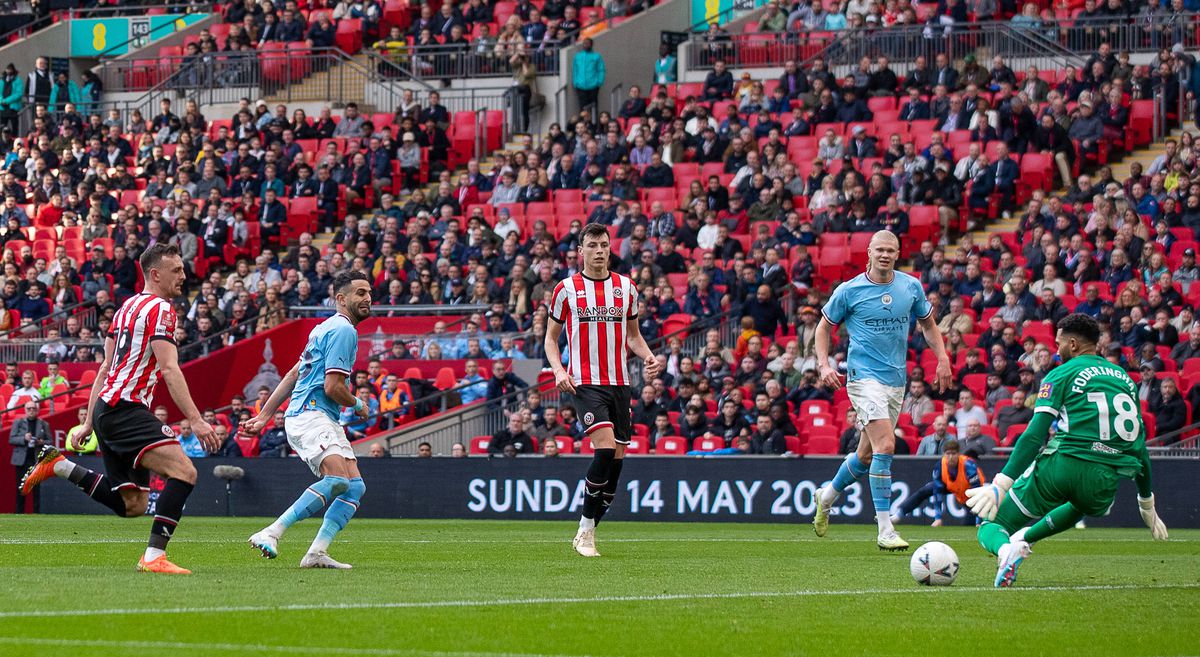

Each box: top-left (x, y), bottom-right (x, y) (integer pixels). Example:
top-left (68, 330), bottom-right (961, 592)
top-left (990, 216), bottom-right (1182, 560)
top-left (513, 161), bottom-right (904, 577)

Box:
top-left (0, 536), bottom-right (1185, 545)
top-left (0, 637), bottom-right (591, 657)
top-left (0, 584), bottom-right (1195, 620)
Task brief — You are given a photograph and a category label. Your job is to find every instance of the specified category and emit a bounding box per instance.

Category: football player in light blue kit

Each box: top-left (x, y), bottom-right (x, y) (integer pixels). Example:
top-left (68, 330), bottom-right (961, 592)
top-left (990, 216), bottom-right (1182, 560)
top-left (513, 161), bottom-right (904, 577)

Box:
top-left (243, 271), bottom-right (374, 569)
top-left (811, 231), bottom-right (953, 551)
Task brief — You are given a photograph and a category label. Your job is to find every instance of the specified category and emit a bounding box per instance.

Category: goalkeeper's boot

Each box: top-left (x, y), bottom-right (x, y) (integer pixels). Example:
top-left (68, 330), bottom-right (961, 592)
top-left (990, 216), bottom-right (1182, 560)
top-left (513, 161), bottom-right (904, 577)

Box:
top-left (137, 555), bottom-right (192, 575)
top-left (248, 529), bottom-right (280, 559)
top-left (877, 529), bottom-right (910, 552)
top-left (300, 551), bottom-right (352, 569)
top-left (995, 540), bottom-right (1031, 588)
top-left (572, 527), bottom-right (600, 557)
top-left (20, 445), bottom-right (63, 496)
top-left (1010, 527), bottom-right (1030, 544)
top-left (812, 486), bottom-right (833, 537)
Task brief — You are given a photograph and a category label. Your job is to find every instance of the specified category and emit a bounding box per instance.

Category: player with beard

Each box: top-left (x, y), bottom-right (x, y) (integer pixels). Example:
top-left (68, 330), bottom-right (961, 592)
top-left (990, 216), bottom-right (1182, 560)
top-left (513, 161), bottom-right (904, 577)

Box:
top-left (21, 244), bottom-right (218, 574)
top-left (243, 270), bottom-right (374, 569)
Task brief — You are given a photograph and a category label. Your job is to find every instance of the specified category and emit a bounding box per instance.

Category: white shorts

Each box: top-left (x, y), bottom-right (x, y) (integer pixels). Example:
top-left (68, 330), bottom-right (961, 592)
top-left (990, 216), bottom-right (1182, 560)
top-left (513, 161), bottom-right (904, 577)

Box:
top-left (846, 379), bottom-right (905, 430)
top-left (285, 411), bottom-right (356, 477)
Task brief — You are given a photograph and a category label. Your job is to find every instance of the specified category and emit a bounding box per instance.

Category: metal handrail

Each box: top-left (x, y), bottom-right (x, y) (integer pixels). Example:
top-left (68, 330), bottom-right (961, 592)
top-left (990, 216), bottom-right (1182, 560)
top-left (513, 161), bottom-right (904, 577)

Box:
top-left (690, 20), bottom-right (1120, 71)
top-left (372, 294), bottom-right (753, 452)
top-left (357, 49), bottom-right (438, 92)
top-left (287, 303), bottom-right (489, 318)
top-left (0, 12), bottom-right (55, 44)
top-left (1146, 417), bottom-right (1200, 448)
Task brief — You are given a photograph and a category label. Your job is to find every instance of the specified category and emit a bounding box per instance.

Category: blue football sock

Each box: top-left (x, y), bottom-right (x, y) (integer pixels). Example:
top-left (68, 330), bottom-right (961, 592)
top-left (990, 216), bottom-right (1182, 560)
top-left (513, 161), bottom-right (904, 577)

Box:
top-left (869, 453), bottom-right (894, 514)
top-left (311, 477), bottom-right (365, 553)
top-left (830, 453), bottom-right (868, 493)
top-left (272, 476), bottom-right (349, 534)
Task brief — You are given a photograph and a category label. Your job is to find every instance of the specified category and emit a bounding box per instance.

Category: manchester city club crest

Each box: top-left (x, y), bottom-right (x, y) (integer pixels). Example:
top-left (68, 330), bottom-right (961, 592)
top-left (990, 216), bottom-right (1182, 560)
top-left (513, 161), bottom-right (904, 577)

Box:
top-left (881, 294), bottom-right (893, 305)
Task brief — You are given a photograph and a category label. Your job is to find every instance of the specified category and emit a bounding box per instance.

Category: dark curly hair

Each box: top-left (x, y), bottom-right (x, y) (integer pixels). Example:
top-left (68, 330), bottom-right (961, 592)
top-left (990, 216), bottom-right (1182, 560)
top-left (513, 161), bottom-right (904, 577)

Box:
top-left (1056, 313), bottom-right (1101, 345)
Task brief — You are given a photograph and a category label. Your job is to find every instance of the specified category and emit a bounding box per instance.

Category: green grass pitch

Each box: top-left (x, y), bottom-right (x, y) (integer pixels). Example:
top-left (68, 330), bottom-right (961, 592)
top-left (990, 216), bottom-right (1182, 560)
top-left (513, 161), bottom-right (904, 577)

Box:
top-left (0, 516), bottom-right (1197, 657)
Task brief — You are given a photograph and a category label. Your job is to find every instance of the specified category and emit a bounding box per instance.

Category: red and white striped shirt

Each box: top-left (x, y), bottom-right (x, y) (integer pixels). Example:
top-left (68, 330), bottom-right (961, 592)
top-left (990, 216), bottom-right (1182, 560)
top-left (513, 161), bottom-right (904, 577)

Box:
top-left (549, 272), bottom-right (639, 386)
top-left (99, 292), bottom-right (177, 408)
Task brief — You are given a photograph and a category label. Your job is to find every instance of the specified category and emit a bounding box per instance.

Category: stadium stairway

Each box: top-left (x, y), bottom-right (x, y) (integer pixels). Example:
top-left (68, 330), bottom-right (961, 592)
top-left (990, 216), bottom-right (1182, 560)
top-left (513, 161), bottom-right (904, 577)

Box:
top-left (309, 132), bottom-right (530, 253)
top-left (955, 129), bottom-right (1187, 249)
top-left (263, 52), bottom-right (379, 111)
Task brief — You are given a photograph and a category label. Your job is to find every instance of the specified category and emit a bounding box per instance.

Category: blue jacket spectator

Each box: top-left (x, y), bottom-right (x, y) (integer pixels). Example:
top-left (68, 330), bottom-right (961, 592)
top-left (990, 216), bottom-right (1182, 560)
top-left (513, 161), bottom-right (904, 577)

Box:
top-left (458, 361), bottom-right (488, 404)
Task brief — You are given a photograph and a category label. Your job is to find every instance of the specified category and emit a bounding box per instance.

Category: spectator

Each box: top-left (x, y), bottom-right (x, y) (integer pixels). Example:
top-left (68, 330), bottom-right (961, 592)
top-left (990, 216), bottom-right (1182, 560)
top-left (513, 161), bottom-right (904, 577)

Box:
top-left (458, 359), bottom-right (488, 404)
top-left (900, 379), bottom-right (935, 427)
top-left (916, 415), bottom-right (952, 455)
top-left (954, 390), bottom-right (989, 428)
top-left (958, 418), bottom-right (995, 458)
top-left (489, 413), bottom-right (533, 454)
top-left (258, 412), bottom-right (289, 457)
top-left (1152, 377), bottom-right (1188, 441)
top-left (838, 408), bottom-right (861, 455)
top-left (572, 38), bottom-right (605, 113)
top-left (10, 400), bottom-right (50, 512)
top-left (749, 413), bottom-right (786, 454)
top-left (486, 362), bottom-right (525, 402)
top-left (995, 389), bottom-right (1033, 442)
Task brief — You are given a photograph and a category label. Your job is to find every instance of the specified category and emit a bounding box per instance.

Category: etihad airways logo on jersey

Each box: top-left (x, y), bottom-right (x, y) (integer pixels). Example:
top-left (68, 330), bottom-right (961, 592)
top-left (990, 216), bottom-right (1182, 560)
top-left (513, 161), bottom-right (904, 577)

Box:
top-left (575, 306), bottom-right (623, 321)
top-left (862, 317), bottom-right (908, 328)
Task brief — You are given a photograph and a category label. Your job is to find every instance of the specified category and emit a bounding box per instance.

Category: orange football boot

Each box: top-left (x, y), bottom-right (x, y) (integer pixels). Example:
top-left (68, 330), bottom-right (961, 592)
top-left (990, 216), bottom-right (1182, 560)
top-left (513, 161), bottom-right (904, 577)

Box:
top-left (20, 445), bottom-right (64, 495)
top-left (136, 555), bottom-right (192, 575)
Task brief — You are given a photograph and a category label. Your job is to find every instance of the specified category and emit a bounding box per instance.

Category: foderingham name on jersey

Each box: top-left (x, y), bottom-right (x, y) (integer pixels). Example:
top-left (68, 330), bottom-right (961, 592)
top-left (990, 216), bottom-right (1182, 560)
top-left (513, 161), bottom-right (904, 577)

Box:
top-left (1067, 365), bottom-right (1137, 395)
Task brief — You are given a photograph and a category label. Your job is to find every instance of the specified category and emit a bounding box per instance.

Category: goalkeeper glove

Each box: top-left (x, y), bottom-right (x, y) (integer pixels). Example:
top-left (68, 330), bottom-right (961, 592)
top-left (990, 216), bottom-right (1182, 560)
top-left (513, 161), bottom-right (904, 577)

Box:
top-left (1137, 494), bottom-right (1169, 541)
top-left (965, 473), bottom-right (1014, 522)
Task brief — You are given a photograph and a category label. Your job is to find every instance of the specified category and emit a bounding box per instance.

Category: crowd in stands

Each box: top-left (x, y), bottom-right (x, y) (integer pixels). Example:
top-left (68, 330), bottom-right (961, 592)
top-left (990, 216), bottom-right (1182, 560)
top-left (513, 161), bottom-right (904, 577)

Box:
top-left (3, 0), bottom-right (1200, 459)
top-left (697, 0), bottom-right (1200, 56)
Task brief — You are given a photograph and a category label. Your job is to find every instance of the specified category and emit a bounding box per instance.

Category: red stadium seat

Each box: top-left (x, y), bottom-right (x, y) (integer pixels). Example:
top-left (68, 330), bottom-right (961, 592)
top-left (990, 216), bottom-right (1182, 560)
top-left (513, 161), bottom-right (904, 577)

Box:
top-left (804, 434), bottom-right (839, 454)
top-left (655, 436), bottom-right (687, 455)
top-left (470, 436), bottom-right (490, 454)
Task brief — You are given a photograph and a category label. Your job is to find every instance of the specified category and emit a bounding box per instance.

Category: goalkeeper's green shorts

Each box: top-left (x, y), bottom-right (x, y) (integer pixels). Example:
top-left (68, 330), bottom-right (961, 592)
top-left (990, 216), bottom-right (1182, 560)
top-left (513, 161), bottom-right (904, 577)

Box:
top-left (1007, 452), bottom-right (1122, 519)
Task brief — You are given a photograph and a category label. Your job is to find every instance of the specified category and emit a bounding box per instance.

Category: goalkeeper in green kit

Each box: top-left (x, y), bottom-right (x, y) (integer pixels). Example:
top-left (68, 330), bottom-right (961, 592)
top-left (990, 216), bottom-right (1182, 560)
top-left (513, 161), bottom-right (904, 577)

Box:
top-left (965, 313), bottom-right (1170, 588)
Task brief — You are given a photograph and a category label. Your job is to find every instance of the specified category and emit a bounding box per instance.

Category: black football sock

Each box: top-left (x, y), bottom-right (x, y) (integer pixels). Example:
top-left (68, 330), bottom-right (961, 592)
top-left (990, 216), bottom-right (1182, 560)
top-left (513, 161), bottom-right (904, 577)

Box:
top-left (66, 464), bottom-right (128, 517)
top-left (581, 448), bottom-right (615, 521)
top-left (147, 478), bottom-right (194, 551)
top-left (594, 457), bottom-right (625, 525)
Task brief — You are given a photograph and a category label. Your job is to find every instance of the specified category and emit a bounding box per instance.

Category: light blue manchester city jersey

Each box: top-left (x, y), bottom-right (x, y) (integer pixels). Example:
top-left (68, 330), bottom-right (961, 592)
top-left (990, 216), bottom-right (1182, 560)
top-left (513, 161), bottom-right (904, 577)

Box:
top-left (288, 313), bottom-right (360, 421)
top-left (821, 271), bottom-right (931, 388)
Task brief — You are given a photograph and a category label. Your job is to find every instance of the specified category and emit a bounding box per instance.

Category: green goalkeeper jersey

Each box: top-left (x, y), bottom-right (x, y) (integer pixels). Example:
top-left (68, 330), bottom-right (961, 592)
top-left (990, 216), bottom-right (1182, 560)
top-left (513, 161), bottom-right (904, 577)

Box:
top-left (1032, 354), bottom-right (1146, 477)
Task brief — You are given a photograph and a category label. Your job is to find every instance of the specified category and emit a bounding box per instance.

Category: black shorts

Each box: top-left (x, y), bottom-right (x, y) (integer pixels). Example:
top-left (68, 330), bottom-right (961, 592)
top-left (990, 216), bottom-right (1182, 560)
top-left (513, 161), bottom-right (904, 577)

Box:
top-left (574, 385), bottom-right (633, 445)
top-left (94, 399), bottom-right (178, 492)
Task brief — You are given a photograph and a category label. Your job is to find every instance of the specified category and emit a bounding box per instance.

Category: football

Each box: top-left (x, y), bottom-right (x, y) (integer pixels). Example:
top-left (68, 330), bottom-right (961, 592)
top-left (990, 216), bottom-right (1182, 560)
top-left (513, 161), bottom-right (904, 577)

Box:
top-left (910, 542), bottom-right (960, 586)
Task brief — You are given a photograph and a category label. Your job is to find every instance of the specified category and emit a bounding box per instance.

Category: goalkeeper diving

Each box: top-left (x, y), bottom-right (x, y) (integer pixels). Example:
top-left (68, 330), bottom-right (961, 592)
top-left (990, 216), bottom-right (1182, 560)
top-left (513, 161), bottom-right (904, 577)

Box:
top-left (964, 313), bottom-right (1169, 588)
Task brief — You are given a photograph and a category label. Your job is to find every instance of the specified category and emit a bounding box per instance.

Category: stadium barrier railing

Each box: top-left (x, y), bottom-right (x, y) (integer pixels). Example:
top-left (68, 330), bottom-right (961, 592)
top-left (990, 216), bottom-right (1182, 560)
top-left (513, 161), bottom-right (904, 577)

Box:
top-left (687, 19), bottom-right (1087, 72)
top-left (370, 304), bottom-right (745, 455)
top-left (92, 48), bottom-right (516, 134)
top-left (287, 303), bottom-right (491, 319)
